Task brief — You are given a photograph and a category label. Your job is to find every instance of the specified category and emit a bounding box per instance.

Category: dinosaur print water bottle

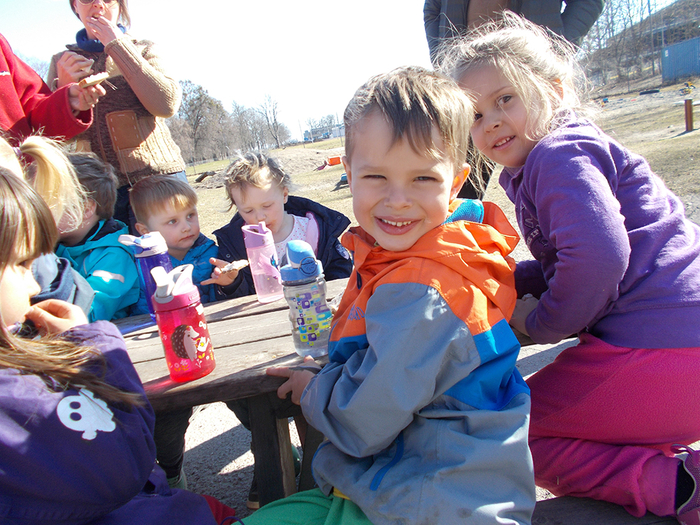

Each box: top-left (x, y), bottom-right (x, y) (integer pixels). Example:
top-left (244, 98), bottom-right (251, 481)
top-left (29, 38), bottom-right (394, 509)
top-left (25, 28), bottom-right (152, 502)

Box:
top-left (151, 264), bottom-right (216, 383)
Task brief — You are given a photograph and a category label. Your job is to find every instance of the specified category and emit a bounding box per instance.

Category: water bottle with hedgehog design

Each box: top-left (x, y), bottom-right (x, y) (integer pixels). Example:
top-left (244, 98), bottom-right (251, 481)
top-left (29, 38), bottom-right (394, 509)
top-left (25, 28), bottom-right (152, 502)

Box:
top-left (151, 264), bottom-right (216, 383)
top-left (280, 240), bottom-right (332, 358)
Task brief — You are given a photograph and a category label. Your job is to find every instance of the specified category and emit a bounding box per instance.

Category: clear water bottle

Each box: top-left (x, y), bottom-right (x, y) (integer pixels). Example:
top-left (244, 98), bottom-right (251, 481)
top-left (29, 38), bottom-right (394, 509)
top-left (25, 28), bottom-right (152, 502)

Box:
top-left (119, 231), bottom-right (173, 321)
top-left (280, 240), bottom-right (332, 358)
top-left (151, 265), bottom-right (216, 383)
top-left (242, 221), bottom-right (284, 303)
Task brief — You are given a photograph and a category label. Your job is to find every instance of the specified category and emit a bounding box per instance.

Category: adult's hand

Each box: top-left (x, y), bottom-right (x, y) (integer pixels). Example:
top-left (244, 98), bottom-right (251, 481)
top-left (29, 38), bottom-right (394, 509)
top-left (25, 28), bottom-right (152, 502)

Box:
top-left (55, 51), bottom-right (94, 88)
top-left (26, 299), bottom-right (88, 336)
top-left (68, 82), bottom-right (106, 113)
top-left (85, 14), bottom-right (122, 46)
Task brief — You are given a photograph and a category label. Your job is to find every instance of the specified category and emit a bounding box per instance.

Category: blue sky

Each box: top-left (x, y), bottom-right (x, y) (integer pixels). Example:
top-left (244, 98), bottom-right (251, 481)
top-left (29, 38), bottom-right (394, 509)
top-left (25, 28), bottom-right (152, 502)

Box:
top-left (1, 0), bottom-right (432, 139)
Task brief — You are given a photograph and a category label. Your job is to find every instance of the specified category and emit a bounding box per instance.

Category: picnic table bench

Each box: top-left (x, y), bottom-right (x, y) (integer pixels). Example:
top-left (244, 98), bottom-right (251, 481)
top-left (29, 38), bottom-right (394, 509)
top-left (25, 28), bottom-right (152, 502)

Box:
top-left (116, 278), bottom-right (679, 523)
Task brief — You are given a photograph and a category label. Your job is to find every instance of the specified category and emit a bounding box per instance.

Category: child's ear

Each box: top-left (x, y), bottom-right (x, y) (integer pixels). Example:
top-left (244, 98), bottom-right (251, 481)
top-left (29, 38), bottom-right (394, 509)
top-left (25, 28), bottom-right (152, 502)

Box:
top-left (83, 199), bottom-right (97, 219)
top-left (450, 164), bottom-right (470, 201)
top-left (282, 186), bottom-right (289, 204)
top-left (134, 222), bottom-right (150, 236)
top-left (341, 156), bottom-right (352, 194)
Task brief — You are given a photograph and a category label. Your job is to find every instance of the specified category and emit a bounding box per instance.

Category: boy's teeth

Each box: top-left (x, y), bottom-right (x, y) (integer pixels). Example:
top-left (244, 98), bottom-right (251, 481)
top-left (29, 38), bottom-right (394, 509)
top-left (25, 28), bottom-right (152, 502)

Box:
top-left (383, 219), bottom-right (411, 227)
top-left (495, 137), bottom-right (510, 147)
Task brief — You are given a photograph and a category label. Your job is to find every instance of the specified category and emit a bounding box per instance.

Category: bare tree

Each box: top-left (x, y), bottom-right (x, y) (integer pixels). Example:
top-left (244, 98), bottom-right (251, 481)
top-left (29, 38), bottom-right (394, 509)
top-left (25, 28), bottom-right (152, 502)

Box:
top-left (259, 95), bottom-right (284, 149)
top-left (19, 54), bottom-right (49, 80)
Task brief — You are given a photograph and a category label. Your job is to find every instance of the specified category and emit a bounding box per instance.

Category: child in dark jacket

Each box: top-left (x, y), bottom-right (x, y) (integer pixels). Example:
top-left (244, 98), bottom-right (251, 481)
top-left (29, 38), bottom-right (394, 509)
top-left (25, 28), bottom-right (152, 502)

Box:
top-left (206, 152), bottom-right (353, 509)
top-left (206, 152), bottom-right (352, 298)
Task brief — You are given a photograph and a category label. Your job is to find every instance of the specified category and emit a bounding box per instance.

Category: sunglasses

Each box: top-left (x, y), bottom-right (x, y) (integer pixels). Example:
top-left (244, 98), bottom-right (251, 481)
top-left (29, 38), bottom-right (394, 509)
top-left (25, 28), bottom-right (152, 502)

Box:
top-left (77, 0), bottom-right (118, 5)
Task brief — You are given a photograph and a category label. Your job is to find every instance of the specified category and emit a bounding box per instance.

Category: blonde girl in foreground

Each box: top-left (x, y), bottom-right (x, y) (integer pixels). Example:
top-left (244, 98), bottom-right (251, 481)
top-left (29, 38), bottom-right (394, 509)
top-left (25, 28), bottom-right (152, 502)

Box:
top-left (439, 14), bottom-right (700, 524)
top-left (0, 140), bottom-right (237, 523)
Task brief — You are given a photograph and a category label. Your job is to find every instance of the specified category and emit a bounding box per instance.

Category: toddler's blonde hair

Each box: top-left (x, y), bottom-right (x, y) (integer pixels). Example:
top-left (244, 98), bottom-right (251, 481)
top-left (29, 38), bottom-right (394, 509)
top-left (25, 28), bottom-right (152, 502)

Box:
top-left (223, 152), bottom-right (292, 211)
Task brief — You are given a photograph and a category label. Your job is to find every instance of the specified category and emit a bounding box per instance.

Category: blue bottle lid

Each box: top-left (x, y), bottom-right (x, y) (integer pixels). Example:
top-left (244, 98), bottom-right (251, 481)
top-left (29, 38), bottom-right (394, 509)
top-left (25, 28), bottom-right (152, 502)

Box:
top-left (280, 240), bottom-right (323, 283)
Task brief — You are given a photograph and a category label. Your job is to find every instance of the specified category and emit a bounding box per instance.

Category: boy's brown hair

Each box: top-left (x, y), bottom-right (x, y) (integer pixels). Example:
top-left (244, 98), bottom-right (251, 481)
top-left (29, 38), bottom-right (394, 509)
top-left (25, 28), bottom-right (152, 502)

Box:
top-left (67, 153), bottom-right (118, 220)
top-left (129, 175), bottom-right (198, 224)
top-left (343, 66), bottom-right (474, 172)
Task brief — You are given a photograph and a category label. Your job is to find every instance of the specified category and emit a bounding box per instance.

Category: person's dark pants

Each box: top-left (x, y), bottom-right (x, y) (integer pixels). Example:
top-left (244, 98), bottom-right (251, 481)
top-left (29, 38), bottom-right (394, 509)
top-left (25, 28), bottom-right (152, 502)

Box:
top-left (154, 407), bottom-right (193, 479)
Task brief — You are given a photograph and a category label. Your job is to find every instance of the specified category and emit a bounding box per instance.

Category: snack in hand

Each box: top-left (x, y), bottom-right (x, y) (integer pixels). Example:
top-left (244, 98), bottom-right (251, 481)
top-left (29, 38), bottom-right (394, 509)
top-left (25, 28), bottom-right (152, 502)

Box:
top-left (78, 71), bottom-right (109, 88)
top-left (221, 259), bottom-right (249, 274)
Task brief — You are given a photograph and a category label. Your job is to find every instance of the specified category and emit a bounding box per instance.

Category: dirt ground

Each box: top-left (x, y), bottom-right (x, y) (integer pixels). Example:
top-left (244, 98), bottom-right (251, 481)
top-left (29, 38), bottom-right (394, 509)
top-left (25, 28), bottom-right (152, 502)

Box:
top-left (184, 77), bottom-right (698, 516)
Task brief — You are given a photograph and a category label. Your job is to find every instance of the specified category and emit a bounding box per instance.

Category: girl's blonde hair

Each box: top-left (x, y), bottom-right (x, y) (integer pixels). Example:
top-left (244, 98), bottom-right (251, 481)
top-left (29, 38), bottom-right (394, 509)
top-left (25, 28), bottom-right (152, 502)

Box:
top-left (437, 12), bottom-right (592, 143)
top-left (0, 135), bottom-right (87, 231)
top-left (0, 168), bottom-right (141, 405)
top-left (223, 152), bottom-right (292, 211)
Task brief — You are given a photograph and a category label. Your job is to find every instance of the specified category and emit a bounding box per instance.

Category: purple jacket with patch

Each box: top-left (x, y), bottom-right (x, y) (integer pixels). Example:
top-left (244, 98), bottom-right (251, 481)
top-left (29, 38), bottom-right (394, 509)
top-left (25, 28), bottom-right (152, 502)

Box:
top-left (0, 322), bottom-right (217, 524)
top-left (501, 115), bottom-right (700, 348)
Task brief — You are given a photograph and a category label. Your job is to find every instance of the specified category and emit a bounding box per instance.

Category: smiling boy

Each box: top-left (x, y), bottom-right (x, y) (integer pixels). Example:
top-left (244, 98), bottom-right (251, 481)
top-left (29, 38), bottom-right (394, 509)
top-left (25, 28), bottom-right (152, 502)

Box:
top-left (249, 67), bottom-right (535, 525)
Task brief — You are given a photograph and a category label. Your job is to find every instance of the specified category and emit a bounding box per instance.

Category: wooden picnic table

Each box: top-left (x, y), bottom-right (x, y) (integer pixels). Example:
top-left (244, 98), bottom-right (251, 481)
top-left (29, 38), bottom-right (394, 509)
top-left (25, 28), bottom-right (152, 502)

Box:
top-left (115, 277), bottom-right (349, 507)
top-left (116, 278), bottom-right (677, 523)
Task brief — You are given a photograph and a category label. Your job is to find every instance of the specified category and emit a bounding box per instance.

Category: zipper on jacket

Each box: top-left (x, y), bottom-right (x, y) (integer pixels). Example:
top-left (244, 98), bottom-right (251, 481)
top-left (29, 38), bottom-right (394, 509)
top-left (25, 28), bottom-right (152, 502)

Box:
top-left (370, 431), bottom-right (404, 491)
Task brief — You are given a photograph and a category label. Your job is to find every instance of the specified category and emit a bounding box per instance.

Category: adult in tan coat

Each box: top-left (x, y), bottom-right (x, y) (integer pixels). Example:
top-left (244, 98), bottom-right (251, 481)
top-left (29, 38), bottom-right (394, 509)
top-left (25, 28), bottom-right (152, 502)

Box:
top-left (48, 0), bottom-right (186, 232)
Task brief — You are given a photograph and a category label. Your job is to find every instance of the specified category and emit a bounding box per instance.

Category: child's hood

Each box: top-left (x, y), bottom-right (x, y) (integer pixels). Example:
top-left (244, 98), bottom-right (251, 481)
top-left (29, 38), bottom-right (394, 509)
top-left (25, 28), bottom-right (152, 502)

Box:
top-left (342, 200), bottom-right (520, 316)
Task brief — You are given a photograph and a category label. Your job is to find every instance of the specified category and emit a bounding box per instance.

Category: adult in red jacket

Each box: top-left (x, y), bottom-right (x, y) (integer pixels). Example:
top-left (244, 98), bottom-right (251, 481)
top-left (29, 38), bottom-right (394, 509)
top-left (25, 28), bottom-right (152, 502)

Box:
top-left (0, 33), bottom-right (102, 144)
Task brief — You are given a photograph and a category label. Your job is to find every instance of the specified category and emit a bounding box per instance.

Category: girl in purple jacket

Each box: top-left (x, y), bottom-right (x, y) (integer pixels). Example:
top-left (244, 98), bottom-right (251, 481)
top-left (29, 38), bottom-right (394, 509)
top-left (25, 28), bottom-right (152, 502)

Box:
top-left (440, 13), bottom-right (700, 525)
top-left (0, 168), bottom-right (236, 524)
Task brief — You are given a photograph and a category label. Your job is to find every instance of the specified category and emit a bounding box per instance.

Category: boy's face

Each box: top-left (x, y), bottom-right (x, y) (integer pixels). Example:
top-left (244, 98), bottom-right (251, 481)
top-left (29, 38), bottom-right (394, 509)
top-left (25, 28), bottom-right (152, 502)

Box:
top-left (136, 202), bottom-right (200, 259)
top-left (229, 182), bottom-right (288, 237)
top-left (343, 112), bottom-right (467, 252)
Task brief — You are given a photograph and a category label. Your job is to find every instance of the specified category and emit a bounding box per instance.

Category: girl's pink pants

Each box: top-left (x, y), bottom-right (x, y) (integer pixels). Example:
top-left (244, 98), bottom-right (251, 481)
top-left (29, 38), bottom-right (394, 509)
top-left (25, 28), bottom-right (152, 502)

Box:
top-left (528, 333), bottom-right (700, 517)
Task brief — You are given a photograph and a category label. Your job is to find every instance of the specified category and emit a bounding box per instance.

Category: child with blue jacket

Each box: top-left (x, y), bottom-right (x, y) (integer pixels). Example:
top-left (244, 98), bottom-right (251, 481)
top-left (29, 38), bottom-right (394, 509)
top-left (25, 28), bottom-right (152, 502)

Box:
top-left (128, 173), bottom-right (218, 489)
top-left (56, 152), bottom-right (139, 321)
top-left (130, 174), bottom-right (218, 314)
top-left (247, 66), bottom-right (535, 525)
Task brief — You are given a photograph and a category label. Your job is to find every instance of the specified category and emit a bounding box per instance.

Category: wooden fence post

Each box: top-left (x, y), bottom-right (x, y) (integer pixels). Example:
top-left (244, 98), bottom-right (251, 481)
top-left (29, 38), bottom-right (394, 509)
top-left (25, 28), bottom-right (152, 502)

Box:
top-left (686, 99), bottom-right (694, 132)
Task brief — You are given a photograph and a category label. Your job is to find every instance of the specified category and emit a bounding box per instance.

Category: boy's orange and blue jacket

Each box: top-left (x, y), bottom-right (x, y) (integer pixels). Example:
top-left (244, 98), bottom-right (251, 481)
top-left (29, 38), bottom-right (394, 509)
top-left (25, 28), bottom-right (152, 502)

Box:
top-left (301, 200), bottom-right (536, 525)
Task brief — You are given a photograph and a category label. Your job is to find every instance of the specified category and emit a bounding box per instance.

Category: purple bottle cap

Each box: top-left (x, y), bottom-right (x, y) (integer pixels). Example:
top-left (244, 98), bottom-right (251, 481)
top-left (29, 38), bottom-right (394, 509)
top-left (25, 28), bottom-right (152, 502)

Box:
top-left (119, 231), bottom-right (168, 258)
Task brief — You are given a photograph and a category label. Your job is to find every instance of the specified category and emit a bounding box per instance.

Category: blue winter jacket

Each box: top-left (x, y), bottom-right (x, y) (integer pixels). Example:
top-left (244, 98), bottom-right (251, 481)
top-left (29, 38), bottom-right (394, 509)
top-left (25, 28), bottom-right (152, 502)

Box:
top-left (56, 219), bottom-right (140, 322)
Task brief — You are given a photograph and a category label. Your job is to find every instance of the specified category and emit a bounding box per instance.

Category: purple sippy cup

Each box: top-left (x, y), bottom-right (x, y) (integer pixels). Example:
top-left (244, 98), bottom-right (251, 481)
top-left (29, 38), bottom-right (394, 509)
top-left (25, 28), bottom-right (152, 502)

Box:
top-left (119, 231), bottom-right (173, 321)
top-left (241, 221), bottom-right (284, 303)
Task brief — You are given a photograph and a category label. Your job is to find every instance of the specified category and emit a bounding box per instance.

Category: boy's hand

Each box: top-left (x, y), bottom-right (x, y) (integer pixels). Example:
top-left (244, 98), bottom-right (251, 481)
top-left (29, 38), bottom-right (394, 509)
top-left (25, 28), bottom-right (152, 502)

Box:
top-left (202, 257), bottom-right (247, 286)
top-left (267, 357), bottom-right (320, 405)
top-left (509, 295), bottom-right (538, 337)
top-left (26, 299), bottom-right (88, 336)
